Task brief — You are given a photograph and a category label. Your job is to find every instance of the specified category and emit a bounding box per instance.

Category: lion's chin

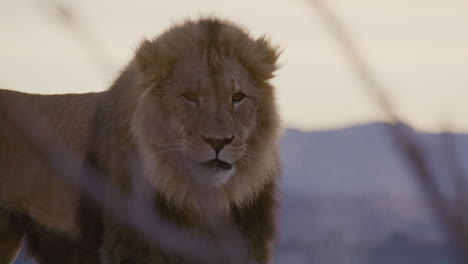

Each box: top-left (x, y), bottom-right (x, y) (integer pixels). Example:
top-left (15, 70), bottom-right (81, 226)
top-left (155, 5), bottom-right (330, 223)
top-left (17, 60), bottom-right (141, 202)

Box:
top-left (186, 160), bottom-right (236, 187)
top-left (202, 159), bottom-right (234, 170)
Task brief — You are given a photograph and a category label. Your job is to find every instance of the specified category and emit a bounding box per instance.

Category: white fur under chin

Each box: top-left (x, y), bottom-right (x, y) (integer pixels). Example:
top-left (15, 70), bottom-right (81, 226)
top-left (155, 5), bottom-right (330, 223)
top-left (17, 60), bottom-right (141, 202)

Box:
top-left (189, 164), bottom-right (236, 187)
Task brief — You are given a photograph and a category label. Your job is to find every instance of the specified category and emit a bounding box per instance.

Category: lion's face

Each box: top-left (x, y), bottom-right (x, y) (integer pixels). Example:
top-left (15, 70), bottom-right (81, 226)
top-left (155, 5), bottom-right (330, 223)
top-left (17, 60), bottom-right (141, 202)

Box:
top-left (131, 18), bottom-right (280, 205)
top-left (146, 56), bottom-right (260, 186)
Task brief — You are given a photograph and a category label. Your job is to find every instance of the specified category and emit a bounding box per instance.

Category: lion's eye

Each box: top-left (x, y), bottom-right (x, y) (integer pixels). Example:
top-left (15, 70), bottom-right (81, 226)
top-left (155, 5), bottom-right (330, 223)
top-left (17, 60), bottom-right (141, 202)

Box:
top-left (183, 92), bottom-right (197, 103)
top-left (232, 92), bottom-right (245, 103)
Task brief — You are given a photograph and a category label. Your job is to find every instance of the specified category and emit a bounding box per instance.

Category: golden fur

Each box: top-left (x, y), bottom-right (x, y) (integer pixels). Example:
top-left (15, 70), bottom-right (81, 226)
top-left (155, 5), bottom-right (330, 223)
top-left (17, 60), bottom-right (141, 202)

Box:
top-left (0, 17), bottom-right (281, 263)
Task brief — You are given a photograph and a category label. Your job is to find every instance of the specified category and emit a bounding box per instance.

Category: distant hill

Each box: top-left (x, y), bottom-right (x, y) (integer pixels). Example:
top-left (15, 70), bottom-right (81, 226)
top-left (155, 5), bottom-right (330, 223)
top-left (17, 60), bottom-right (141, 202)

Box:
top-left (281, 122), bottom-right (468, 196)
top-left (15, 122), bottom-right (468, 264)
top-left (275, 122), bottom-right (467, 263)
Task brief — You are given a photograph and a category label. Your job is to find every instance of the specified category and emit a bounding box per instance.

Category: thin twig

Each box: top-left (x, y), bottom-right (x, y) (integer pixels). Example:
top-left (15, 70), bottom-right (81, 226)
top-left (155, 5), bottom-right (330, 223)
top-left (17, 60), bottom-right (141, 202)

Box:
top-left (308, 0), bottom-right (468, 260)
top-left (32, 0), bottom-right (115, 76)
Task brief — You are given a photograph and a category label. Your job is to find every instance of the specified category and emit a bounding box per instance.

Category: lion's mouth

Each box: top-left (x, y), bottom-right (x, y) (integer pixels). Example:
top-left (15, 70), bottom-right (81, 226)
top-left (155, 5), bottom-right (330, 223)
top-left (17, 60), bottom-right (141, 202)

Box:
top-left (204, 159), bottom-right (233, 171)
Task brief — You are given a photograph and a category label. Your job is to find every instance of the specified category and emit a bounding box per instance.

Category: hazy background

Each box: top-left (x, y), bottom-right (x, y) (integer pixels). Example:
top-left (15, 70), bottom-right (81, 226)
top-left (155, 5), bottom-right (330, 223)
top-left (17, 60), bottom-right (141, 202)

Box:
top-left (3, 0), bottom-right (468, 263)
top-left (1, 0), bottom-right (467, 131)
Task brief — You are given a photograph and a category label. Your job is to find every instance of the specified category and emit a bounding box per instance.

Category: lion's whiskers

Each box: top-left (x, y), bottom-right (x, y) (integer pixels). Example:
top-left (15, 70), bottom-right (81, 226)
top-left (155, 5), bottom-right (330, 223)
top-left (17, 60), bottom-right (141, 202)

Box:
top-left (242, 150), bottom-right (268, 167)
top-left (151, 145), bottom-right (183, 157)
top-left (151, 142), bottom-right (182, 149)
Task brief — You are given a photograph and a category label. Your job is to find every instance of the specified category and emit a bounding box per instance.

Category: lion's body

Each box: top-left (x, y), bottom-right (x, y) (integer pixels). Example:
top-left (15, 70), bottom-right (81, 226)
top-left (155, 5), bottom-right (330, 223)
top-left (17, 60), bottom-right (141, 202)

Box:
top-left (0, 90), bottom-right (102, 233)
top-left (0, 17), bottom-right (281, 264)
top-left (0, 89), bottom-right (112, 263)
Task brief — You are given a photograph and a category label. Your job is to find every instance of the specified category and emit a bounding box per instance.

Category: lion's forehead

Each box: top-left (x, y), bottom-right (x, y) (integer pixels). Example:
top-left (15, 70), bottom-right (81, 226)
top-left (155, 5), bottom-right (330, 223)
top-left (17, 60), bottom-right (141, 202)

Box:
top-left (172, 56), bottom-right (251, 94)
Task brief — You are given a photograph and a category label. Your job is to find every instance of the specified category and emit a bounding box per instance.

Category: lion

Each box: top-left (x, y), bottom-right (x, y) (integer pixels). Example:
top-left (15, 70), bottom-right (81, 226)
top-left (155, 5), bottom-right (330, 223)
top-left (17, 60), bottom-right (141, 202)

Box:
top-left (0, 17), bottom-right (281, 264)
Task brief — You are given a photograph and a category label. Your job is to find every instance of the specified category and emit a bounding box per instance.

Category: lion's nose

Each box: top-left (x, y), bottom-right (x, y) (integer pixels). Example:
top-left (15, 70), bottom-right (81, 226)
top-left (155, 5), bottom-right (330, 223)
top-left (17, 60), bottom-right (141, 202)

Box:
top-left (201, 135), bottom-right (234, 154)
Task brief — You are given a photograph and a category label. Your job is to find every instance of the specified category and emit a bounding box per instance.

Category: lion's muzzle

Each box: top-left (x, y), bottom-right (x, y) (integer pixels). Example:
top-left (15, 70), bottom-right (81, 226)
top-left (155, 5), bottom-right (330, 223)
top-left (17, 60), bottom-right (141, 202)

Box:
top-left (201, 135), bottom-right (234, 155)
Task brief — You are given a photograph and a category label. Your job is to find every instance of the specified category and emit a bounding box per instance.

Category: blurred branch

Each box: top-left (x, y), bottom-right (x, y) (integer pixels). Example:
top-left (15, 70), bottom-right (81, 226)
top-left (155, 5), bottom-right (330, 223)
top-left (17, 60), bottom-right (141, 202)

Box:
top-left (308, 0), bottom-right (396, 119)
top-left (0, 96), bottom-right (255, 264)
top-left (308, 0), bottom-right (468, 261)
top-left (32, 0), bottom-right (115, 76)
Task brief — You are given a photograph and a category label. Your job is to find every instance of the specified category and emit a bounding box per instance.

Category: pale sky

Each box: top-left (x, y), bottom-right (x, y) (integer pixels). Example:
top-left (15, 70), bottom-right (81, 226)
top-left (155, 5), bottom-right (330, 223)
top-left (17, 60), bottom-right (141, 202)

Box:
top-left (1, 0), bottom-right (467, 132)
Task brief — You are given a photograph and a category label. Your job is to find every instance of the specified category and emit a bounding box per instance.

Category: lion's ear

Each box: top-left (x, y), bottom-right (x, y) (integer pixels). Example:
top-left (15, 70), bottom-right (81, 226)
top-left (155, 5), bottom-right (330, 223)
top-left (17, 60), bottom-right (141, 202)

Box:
top-left (134, 39), bottom-right (175, 84)
top-left (243, 36), bottom-right (281, 83)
